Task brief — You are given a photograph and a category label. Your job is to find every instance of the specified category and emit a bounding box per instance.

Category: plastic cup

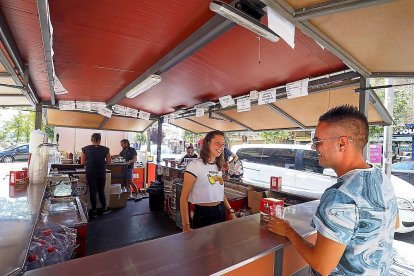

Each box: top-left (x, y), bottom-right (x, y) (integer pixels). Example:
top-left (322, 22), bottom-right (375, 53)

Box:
top-left (269, 205), bottom-right (285, 218)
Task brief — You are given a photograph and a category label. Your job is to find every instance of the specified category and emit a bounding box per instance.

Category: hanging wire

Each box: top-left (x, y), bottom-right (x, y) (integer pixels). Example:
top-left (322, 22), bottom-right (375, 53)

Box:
top-left (257, 37), bottom-right (261, 64)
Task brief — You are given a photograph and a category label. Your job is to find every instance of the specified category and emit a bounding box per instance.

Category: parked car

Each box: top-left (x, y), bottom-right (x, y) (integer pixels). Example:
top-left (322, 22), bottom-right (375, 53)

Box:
top-left (392, 161), bottom-right (414, 186)
top-left (399, 152), bottom-right (412, 161)
top-left (0, 143), bottom-right (29, 163)
top-left (232, 144), bottom-right (414, 233)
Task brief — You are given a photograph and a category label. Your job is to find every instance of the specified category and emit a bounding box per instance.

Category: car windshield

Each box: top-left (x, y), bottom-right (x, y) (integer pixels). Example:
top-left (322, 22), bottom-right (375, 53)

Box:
top-left (392, 161), bottom-right (414, 170)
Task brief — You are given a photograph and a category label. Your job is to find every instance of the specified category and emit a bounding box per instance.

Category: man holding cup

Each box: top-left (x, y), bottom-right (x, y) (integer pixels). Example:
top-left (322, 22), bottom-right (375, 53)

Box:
top-left (268, 105), bottom-right (399, 275)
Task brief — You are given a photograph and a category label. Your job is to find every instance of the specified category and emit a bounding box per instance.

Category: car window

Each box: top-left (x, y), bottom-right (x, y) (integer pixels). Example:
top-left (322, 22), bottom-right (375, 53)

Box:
top-left (265, 148), bottom-right (296, 169)
top-left (18, 145), bottom-right (29, 151)
top-left (303, 150), bottom-right (324, 173)
top-left (237, 148), bottom-right (263, 163)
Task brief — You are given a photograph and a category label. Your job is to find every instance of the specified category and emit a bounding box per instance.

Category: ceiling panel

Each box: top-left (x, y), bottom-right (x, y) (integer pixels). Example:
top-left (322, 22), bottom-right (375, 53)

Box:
top-left (0, 95), bottom-right (29, 106)
top-left (172, 118), bottom-right (214, 133)
top-left (103, 116), bottom-right (153, 132)
top-left (120, 28), bottom-right (345, 114)
top-left (221, 104), bottom-right (298, 130)
top-left (46, 109), bottom-right (104, 129)
top-left (309, 0), bottom-right (414, 72)
top-left (189, 115), bottom-right (246, 132)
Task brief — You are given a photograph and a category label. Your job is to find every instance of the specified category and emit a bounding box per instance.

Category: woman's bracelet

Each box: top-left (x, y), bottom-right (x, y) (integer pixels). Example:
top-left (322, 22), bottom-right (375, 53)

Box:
top-left (227, 208), bottom-right (235, 213)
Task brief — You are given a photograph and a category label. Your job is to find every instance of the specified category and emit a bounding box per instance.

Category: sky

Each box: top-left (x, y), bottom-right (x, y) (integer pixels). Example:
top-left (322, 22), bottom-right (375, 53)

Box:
top-left (0, 109), bottom-right (19, 125)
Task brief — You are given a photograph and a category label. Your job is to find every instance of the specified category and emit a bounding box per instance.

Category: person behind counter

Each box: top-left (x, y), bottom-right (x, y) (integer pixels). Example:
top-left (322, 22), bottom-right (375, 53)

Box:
top-left (112, 139), bottom-right (141, 201)
top-left (179, 143), bottom-right (198, 165)
top-left (81, 133), bottom-right (112, 218)
top-left (180, 130), bottom-right (236, 233)
top-left (268, 105), bottom-right (399, 275)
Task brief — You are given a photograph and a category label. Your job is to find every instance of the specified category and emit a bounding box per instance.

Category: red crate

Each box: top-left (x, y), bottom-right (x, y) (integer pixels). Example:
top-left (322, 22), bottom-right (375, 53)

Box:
top-left (270, 176), bottom-right (282, 191)
top-left (260, 198), bottom-right (284, 222)
top-left (9, 170), bottom-right (26, 186)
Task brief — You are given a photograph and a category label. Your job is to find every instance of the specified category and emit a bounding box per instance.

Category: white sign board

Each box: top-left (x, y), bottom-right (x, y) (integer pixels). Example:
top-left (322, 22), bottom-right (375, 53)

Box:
top-left (126, 107), bottom-right (138, 118)
top-left (258, 89), bottom-right (276, 105)
top-left (98, 107), bottom-right (113, 118)
top-left (219, 95), bottom-right (235, 108)
top-left (138, 111), bottom-right (151, 120)
top-left (76, 101), bottom-right (92, 112)
top-left (112, 104), bottom-right (127, 115)
top-left (59, 100), bottom-right (76, 110)
top-left (286, 78), bottom-right (309, 99)
top-left (237, 98), bottom-right (251, 112)
top-left (91, 102), bottom-right (106, 111)
top-left (196, 108), bottom-right (204, 117)
top-left (249, 90), bottom-right (258, 100)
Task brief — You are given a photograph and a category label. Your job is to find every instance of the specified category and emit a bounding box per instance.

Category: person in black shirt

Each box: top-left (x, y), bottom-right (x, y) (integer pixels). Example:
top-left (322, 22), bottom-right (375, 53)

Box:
top-left (179, 144), bottom-right (198, 165)
top-left (81, 133), bottom-right (111, 217)
top-left (114, 139), bottom-right (140, 200)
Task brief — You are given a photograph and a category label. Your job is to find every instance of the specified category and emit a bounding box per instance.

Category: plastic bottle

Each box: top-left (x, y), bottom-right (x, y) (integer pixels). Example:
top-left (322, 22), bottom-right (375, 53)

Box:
top-left (43, 246), bottom-right (61, 266)
top-left (25, 254), bottom-right (43, 271)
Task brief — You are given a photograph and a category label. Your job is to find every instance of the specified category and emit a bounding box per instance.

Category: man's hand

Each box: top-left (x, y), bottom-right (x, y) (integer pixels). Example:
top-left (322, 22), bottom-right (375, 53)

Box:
top-left (268, 216), bottom-right (294, 237)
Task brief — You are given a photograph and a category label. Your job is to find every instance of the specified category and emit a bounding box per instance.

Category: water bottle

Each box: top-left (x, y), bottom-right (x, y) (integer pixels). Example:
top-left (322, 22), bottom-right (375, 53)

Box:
top-left (43, 246), bottom-right (61, 266)
top-left (25, 254), bottom-right (43, 271)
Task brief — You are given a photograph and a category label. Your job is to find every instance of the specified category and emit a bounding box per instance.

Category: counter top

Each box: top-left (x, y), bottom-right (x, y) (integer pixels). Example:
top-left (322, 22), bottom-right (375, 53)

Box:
top-left (0, 182), bottom-right (47, 276)
top-left (26, 201), bottom-right (319, 276)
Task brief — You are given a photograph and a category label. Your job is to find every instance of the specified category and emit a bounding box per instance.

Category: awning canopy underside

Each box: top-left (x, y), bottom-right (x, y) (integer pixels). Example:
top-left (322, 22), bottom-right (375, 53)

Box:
top-left (1, 0), bottom-right (410, 131)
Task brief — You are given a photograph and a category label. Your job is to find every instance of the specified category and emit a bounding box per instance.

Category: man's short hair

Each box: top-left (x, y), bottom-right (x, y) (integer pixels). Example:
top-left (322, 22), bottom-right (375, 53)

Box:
top-left (120, 139), bottom-right (130, 147)
top-left (319, 105), bottom-right (369, 150)
top-left (91, 133), bottom-right (101, 142)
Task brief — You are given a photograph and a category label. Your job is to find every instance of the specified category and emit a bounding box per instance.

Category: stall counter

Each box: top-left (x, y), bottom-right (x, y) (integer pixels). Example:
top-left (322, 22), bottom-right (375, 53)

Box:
top-left (25, 201), bottom-right (319, 276)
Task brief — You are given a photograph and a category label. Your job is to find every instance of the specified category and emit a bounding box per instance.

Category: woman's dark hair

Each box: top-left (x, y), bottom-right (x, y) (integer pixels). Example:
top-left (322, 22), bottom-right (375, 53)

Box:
top-left (91, 133), bottom-right (101, 143)
top-left (120, 139), bottom-right (130, 147)
top-left (200, 130), bottom-right (225, 170)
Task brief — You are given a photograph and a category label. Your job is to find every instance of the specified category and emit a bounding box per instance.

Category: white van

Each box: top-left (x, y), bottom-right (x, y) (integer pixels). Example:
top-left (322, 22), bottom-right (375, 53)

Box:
top-left (232, 144), bottom-right (414, 233)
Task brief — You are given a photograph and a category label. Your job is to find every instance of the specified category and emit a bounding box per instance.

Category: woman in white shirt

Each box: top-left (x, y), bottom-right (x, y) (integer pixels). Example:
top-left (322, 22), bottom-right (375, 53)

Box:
top-left (180, 130), bottom-right (236, 232)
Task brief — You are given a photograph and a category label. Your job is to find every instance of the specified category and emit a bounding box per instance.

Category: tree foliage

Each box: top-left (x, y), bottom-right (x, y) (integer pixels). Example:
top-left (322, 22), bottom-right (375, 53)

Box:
top-left (258, 131), bottom-right (293, 143)
top-left (0, 110), bottom-right (35, 145)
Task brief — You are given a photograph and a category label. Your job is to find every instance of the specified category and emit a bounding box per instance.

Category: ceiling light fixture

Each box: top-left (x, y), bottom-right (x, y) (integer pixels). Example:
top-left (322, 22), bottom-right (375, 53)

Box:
top-left (209, 0), bottom-right (280, 42)
top-left (125, 74), bottom-right (162, 98)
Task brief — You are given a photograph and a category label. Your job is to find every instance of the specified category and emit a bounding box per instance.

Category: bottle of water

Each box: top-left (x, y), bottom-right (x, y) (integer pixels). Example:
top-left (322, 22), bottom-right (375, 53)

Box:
top-left (43, 246), bottom-right (61, 266)
top-left (25, 254), bottom-right (43, 271)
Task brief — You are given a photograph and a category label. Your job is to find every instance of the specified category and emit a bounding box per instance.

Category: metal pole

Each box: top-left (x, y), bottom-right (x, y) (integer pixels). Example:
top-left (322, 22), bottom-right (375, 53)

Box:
top-left (35, 104), bottom-right (42, 129)
top-left (382, 79), bottom-right (394, 176)
top-left (156, 117), bottom-right (163, 163)
top-left (359, 77), bottom-right (370, 159)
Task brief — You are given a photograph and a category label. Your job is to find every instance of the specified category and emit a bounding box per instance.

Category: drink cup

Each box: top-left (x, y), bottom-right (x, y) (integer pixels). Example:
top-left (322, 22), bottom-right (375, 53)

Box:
top-left (269, 205), bottom-right (285, 219)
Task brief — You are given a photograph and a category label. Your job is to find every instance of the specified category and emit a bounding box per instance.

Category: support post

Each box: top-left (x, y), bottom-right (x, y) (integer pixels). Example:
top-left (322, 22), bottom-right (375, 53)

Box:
top-left (382, 79), bottom-right (394, 176)
top-left (35, 104), bottom-right (42, 129)
top-left (359, 77), bottom-right (370, 159)
top-left (156, 117), bottom-right (163, 163)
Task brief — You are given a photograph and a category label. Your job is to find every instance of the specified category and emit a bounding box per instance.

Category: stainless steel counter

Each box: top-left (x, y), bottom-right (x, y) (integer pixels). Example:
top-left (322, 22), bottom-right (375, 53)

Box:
top-left (26, 201), bottom-right (319, 276)
top-left (0, 182), bottom-right (47, 276)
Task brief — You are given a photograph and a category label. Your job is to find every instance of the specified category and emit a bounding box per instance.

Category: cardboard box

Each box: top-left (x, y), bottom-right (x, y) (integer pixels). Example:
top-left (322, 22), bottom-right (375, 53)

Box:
top-left (248, 189), bottom-right (266, 214)
top-left (260, 198), bottom-right (284, 222)
top-left (109, 189), bottom-right (130, 209)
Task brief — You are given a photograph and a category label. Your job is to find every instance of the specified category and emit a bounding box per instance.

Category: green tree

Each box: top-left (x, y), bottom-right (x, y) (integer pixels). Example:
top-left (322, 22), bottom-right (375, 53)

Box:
top-left (1, 111), bottom-right (35, 144)
top-left (258, 131), bottom-right (293, 143)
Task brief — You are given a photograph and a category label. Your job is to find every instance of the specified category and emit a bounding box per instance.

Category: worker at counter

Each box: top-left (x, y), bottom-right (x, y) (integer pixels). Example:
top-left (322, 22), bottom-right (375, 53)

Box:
top-left (179, 144), bottom-right (198, 166)
top-left (112, 139), bottom-right (141, 201)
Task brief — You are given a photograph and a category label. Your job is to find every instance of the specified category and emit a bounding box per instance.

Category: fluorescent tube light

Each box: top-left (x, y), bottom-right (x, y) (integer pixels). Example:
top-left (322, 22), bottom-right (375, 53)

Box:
top-left (125, 74), bottom-right (162, 98)
top-left (210, 0), bottom-right (280, 42)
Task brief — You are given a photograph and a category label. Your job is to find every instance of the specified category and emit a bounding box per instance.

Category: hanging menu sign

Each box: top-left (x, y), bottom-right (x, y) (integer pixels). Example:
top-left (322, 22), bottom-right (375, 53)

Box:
top-left (91, 102), bottom-right (106, 111)
top-left (219, 95), bottom-right (235, 108)
top-left (112, 104), bottom-right (127, 115)
top-left (59, 100), bottom-right (76, 110)
top-left (126, 107), bottom-right (138, 118)
top-left (237, 98), bottom-right (251, 112)
top-left (138, 111), bottom-right (151, 120)
top-left (286, 78), bottom-right (309, 99)
top-left (98, 107), bottom-right (113, 118)
top-left (258, 89), bottom-right (276, 105)
top-left (76, 101), bottom-right (92, 112)
top-left (249, 90), bottom-right (258, 100)
top-left (196, 108), bottom-right (204, 117)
